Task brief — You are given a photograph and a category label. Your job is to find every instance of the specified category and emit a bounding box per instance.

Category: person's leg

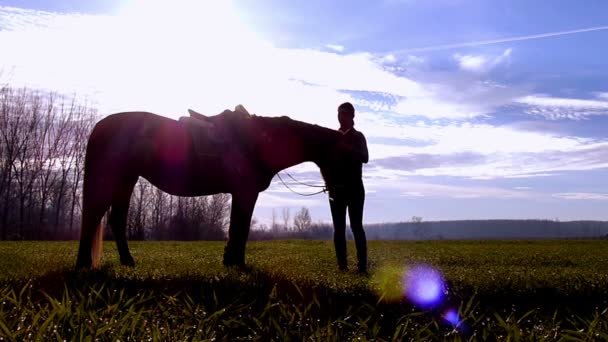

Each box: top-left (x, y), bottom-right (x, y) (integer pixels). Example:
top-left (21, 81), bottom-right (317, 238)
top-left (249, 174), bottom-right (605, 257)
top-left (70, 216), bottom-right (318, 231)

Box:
top-left (329, 194), bottom-right (348, 270)
top-left (347, 187), bottom-right (367, 272)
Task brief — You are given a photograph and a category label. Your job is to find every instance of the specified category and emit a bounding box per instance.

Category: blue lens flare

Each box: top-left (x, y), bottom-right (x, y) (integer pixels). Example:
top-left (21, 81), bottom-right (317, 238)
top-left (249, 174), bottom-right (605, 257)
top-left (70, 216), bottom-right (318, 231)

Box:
top-left (443, 308), bottom-right (460, 326)
top-left (403, 264), bottom-right (445, 308)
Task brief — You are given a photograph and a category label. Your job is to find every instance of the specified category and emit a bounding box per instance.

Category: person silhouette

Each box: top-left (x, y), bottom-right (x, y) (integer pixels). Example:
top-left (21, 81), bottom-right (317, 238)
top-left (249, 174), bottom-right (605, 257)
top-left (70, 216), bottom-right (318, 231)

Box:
top-left (328, 102), bottom-right (369, 273)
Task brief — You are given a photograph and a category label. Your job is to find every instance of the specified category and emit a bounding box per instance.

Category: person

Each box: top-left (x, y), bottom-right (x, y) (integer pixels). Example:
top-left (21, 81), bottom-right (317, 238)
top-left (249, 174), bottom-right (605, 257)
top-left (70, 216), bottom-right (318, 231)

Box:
top-left (328, 102), bottom-right (369, 273)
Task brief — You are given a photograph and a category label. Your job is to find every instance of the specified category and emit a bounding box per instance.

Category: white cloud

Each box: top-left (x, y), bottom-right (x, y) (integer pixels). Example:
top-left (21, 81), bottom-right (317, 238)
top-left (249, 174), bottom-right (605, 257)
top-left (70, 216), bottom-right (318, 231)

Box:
top-left (2, 4), bottom-right (607, 186)
top-left (362, 122), bottom-right (608, 179)
top-left (516, 95), bottom-right (608, 120)
top-left (454, 54), bottom-right (487, 72)
top-left (595, 92), bottom-right (608, 100)
top-left (389, 76), bottom-right (523, 119)
top-left (553, 193), bottom-right (608, 200)
top-left (326, 44), bottom-right (344, 52)
top-left (382, 54), bottom-right (397, 63)
top-left (256, 192), bottom-right (322, 207)
top-left (453, 48), bottom-right (511, 73)
top-left (518, 95), bottom-right (608, 109)
top-left (382, 179), bottom-right (533, 199)
top-left (405, 55), bottom-right (425, 65)
top-left (0, 5), bottom-right (430, 127)
top-left (0, 5), bottom-right (520, 124)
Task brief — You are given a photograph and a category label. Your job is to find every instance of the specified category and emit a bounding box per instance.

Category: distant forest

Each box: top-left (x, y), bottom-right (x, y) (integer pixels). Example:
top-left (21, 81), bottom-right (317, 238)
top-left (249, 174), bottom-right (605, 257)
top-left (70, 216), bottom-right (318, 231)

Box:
top-left (364, 219), bottom-right (608, 240)
top-left (1, 86), bottom-right (607, 241)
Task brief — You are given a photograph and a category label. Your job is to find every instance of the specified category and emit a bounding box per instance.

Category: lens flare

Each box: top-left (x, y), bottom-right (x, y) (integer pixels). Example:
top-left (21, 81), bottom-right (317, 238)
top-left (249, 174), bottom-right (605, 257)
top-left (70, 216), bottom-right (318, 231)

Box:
top-left (443, 308), bottom-right (460, 326)
top-left (371, 265), bottom-right (406, 302)
top-left (403, 264), bottom-right (445, 308)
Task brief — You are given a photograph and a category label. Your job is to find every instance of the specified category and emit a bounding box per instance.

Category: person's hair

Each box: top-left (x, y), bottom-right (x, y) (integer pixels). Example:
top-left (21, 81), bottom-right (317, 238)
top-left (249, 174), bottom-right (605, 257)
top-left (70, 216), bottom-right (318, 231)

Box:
top-left (338, 102), bottom-right (355, 119)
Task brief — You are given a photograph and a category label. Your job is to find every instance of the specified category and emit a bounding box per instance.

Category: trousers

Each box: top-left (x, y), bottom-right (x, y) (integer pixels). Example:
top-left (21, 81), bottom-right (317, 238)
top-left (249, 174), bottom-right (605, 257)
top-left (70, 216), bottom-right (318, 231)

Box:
top-left (329, 182), bottom-right (367, 271)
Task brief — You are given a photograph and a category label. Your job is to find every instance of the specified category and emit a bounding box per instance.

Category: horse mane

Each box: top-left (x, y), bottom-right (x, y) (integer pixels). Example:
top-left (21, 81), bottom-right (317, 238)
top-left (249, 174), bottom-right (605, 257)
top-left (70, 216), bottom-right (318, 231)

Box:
top-left (249, 114), bottom-right (339, 140)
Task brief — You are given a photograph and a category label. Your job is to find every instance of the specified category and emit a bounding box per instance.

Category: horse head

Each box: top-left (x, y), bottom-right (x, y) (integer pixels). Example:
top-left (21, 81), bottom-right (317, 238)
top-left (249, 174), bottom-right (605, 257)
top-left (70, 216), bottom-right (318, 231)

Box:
top-left (215, 107), bottom-right (348, 190)
top-left (246, 114), bottom-right (346, 189)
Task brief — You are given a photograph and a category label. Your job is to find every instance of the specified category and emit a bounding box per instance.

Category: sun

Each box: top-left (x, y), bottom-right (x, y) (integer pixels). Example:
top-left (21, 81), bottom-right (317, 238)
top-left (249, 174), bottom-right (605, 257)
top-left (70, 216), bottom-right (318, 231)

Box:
top-left (108, 0), bottom-right (270, 115)
top-left (115, 0), bottom-right (245, 47)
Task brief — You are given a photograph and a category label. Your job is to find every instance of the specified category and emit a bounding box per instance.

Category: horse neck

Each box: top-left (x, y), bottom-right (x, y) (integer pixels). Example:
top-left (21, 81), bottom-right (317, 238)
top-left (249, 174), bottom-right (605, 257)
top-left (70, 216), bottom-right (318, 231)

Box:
top-left (277, 121), bottom-right (339, 172)
top-left (252, 117), bottom-right (340, 177)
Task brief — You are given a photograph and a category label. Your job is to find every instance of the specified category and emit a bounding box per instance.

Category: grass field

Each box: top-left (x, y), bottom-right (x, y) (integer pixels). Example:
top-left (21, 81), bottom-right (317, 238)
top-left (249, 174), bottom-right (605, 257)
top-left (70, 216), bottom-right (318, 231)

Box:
top-left (1, 240), bottom-right (607, 340)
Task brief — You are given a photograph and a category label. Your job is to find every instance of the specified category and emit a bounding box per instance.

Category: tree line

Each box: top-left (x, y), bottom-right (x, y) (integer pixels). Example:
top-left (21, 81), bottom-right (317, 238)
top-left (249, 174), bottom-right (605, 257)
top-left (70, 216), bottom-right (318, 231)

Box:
top-left (0, 86), bottom-right (329, 241)
top-left (0, 86), bottom-right (234, 240)
top-left (0, 87), bottom-right (93, 239)
top-left (365, 219), bottom-right (608, 240)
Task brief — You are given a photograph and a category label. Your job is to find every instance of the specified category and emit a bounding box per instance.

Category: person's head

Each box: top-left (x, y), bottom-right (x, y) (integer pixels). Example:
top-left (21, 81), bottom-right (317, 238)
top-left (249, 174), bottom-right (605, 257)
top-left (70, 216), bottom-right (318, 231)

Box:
top-left (337, 102), bottom-right (355, 129)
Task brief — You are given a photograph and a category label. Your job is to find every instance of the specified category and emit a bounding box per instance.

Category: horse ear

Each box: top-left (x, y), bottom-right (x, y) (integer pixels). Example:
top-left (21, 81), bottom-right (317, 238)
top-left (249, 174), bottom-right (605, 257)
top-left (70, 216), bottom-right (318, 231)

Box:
top-left (234, 104), bottom-right (250, 115)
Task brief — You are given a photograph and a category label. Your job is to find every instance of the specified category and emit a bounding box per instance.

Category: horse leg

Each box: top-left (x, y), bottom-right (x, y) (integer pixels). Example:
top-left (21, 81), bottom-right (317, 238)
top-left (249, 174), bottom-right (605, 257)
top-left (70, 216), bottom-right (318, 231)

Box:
top-left (223, 191), bottom-right (259, 267)
top-left (76, 178), bottom-right (114, 269)
top-left (108, 176), bottom-right (138, 266)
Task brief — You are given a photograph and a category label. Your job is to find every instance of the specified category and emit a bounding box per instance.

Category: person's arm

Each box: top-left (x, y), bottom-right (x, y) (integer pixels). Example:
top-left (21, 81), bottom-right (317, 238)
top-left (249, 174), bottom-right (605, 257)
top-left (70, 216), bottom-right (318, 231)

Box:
top-left (337, 132), bottom-right (369, 163)
top-left (358, 132), bottom-right (369, 164)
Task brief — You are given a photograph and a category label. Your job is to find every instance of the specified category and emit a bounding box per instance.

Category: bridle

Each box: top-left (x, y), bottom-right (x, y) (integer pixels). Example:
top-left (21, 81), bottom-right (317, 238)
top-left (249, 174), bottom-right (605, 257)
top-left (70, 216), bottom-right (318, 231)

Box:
top-left (276, 172), bottom-right (327, 196)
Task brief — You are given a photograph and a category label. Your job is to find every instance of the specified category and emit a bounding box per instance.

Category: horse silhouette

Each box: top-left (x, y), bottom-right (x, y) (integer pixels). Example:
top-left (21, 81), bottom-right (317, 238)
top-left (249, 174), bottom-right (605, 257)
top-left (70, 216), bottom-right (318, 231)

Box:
top-left (75, 108), bottom-right (345, 269)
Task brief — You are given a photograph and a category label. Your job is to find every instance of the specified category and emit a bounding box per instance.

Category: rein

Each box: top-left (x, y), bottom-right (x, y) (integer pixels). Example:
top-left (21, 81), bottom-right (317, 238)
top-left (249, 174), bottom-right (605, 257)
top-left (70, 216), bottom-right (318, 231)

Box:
top-left (276, 172), bottom-right (327, 196)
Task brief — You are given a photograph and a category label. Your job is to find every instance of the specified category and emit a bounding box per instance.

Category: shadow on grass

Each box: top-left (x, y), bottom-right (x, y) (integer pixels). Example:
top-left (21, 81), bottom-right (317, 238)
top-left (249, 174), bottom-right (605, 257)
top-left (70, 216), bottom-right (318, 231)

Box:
top-left (5, 263), bottom-right (608, 318)
top-left (1, 264), bottom-right (607, 340)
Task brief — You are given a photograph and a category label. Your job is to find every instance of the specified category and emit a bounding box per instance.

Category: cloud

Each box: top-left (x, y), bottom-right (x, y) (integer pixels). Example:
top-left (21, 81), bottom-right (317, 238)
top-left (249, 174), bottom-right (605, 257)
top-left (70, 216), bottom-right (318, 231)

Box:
top-left (374, 152), bottom-right (486, 171)
top-left (326, 44), bottom-right (344, 52)
top-left (453, 48), bottom-right (511, 73)
top-left (384, 179), bottom-right (533, 199)
top-left (454, 54), bottom-right (487, 72)
top-left (553, 192), bottom-right (608, 200)
top-left (516, 95), bottom-right (608, 120)
top-left (256, 192), bottom-right (322, 207)
top-left (0, 5), bottom-right (520, 123)
top-left (369, 140), bottom-right (608, 179)
top-left (0, 5), bottom-right (432, 127)
top-left (3, 4), bottom-right (608, 188)
top-left (388, 74), bottom-right (523, 119)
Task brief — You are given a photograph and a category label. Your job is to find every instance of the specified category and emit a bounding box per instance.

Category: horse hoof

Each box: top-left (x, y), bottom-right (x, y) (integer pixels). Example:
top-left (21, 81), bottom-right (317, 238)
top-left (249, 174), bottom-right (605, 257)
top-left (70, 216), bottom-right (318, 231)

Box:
top-left (120, 257), bottom-right (136, 267)
top-left (75, 258), bottom-right (92, 270)
top-left (222, 257), bottom-right (245, 268)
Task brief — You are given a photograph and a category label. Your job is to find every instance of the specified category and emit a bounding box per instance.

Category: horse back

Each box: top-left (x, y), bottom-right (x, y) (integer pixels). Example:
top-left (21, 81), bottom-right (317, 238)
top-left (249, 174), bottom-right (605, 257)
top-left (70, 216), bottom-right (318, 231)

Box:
top-left (87, 111), bottom-right (235, 196)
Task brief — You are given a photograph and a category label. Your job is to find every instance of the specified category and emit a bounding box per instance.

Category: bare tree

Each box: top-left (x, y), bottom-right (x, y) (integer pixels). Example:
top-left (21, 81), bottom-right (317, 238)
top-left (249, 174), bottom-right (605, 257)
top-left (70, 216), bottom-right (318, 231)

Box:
top-left (293, 207), bottom-right (312, 232)
top-left (128, 179), bottom-right (150, 240)
top-left (412, 216), bottom-right (424, 239)
top-left (68, 108), bottom-right (95, 236)
top-left (271, 208), bottom-right (279, 233)
top-left (0, 85), bottom-right (232, 241)
top-left (281, 207), bottom-right (290, 232)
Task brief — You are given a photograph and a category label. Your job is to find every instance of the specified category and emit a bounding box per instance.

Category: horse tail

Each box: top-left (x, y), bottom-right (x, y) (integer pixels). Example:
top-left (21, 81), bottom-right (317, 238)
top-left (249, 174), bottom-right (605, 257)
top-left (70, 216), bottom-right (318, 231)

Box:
top-left (91, 222), bottom-right (104, 268)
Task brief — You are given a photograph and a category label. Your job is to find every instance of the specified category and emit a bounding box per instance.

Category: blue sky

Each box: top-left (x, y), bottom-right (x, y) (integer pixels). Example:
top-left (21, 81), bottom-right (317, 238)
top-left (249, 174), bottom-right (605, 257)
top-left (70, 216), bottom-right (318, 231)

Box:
top-left (1, 0), bottom-right (607, 224)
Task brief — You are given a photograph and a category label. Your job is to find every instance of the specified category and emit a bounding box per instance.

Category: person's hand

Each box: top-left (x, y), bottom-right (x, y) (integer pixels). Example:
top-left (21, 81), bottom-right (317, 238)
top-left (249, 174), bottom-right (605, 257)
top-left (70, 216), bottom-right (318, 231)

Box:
top-left (336, 141), bottom-right (354, 152)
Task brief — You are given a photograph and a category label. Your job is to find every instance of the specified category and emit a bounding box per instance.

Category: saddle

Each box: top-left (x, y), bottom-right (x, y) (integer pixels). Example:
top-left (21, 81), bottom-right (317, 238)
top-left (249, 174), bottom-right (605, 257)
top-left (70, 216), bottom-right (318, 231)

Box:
top-left (178, 105), bottom-right (250, 159)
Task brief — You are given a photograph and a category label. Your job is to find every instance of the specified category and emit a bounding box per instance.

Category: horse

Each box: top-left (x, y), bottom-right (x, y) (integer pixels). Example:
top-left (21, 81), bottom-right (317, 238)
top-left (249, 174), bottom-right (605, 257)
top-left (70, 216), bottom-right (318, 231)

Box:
top-left (75, 108), bottom-right (345, 269)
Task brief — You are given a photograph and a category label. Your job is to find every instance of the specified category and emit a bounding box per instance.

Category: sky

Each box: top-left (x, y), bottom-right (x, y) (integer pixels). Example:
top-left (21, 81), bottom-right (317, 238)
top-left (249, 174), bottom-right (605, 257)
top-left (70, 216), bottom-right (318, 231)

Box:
top-left (1, 0), bottom-right (607, 225)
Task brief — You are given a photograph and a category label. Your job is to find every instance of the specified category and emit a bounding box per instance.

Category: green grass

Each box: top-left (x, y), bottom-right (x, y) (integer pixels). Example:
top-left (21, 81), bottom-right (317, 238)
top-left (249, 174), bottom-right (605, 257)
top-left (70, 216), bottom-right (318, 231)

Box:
top-left (1, 240), bottom-right (608, 340)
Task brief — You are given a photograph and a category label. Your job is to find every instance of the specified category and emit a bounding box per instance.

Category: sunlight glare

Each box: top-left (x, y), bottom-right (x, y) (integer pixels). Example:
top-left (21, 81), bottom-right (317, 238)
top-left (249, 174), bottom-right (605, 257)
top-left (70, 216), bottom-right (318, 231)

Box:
top-left (111, 0), bottom-right (272, 114)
